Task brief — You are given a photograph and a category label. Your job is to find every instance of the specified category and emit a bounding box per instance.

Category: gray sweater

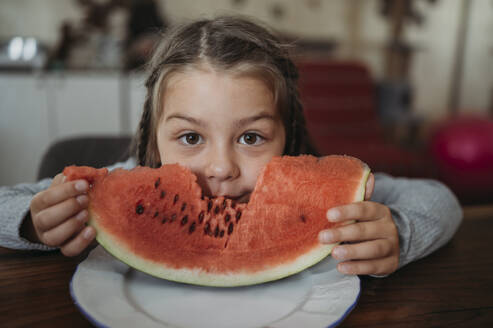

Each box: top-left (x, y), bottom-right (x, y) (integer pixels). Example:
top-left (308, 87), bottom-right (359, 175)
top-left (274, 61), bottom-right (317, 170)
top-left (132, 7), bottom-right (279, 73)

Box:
top-left (0, 158), bottom-right (463, 270)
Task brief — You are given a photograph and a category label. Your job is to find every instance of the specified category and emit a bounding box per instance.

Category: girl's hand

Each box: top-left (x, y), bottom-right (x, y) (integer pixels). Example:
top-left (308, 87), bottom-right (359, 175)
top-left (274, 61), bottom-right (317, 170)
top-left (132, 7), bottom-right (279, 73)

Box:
top-left (318, 174), bottom-right (400, 276)
top-left (28, 173), bottom-right (96, 256)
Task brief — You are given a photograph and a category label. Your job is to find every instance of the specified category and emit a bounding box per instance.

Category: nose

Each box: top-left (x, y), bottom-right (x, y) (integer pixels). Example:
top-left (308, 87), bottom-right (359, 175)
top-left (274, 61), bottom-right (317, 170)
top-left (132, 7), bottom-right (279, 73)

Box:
top-left (204, 145), bottom-right (240, 182)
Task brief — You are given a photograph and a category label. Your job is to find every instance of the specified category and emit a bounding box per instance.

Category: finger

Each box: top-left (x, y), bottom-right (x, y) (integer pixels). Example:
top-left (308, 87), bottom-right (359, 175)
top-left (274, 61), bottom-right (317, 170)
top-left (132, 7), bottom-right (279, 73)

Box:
top-left (34, 195), bottom-right (89, 232)
top-left (364, 173), bottom-right (374, 201)
top-left (41, 210), bottom-right (88, 247)
top-left (326, 201), bottom-right (389, 223)
top-left (31, 179), bottom-right (89, 213)
top-left (337, 256), bottom-right (399, 276)
top-left (60, 226), bottom-right (96, 257)
top-left (332, 239), bottom-right (393, 261)
top-left (319, 220), bottom-right (384, 244)
top-left (51, 173), bottom-right (66, 187)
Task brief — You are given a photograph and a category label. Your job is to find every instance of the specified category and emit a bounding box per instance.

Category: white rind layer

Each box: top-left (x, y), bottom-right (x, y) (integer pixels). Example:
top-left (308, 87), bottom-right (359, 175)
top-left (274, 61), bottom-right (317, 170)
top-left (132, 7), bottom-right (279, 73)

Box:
top-left (89, 160), bottom-right (371, 287)
top-left (356, 163), bottom-right (371, 201)
top-left (93, 217), bottom-right (337, 287)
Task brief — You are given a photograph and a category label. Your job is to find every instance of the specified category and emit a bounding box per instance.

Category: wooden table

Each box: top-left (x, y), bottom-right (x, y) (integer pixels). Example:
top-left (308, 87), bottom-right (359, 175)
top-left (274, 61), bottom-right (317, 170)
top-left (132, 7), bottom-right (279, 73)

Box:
top-left (1, 205), bottom-right (493, 327)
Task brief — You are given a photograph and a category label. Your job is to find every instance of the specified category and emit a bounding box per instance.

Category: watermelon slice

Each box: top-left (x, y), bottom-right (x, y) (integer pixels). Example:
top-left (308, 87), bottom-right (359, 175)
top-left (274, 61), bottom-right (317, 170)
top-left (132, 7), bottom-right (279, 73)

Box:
top-left (64, 155), bottom-right (370, 287)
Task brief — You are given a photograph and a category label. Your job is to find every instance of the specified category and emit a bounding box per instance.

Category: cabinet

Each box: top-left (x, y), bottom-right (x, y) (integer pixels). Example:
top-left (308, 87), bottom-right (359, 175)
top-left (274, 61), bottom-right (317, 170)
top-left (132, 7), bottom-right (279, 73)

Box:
top-left (0, 73), bottom-right (126, 185)
top-left (49, 74), bottom-right (122, 138)
top-left (0, 74), bottom-right (51, 185)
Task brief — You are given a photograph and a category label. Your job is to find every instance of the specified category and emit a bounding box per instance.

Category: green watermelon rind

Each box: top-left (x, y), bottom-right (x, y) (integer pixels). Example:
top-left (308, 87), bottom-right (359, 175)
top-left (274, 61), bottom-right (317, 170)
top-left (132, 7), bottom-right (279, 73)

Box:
top-left (88, 162), bottom-right (371, 287)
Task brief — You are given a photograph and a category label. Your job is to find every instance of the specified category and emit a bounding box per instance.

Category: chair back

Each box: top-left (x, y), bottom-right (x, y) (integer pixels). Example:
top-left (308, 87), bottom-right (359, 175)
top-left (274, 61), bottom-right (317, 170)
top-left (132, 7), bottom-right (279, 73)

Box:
top-left (37, 135), bottom-right (133, 180)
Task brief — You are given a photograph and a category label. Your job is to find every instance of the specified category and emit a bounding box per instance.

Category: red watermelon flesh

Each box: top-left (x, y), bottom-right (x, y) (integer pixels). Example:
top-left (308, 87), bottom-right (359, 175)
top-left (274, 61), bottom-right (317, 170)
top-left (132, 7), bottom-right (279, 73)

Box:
top-left (64, 155), bottom-right (370, 287)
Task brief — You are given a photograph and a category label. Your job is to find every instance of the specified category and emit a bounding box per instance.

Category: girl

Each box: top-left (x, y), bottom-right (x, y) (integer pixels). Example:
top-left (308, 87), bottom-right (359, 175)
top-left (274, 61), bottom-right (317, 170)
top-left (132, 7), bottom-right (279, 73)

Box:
top-left (1, 16), bottom-right (462, 277)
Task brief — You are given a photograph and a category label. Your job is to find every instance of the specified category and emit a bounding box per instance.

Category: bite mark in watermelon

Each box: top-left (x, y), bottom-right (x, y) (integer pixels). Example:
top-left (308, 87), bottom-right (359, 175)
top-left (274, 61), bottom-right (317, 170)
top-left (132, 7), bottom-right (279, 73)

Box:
top-left (64, 155), bottom-right (370, 287)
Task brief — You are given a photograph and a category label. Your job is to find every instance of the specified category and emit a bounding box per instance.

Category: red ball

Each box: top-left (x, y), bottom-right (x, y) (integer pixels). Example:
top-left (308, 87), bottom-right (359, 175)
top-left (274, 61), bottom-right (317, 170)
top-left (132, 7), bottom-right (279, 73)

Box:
top-left (430, 116), bottom-right (493, 192)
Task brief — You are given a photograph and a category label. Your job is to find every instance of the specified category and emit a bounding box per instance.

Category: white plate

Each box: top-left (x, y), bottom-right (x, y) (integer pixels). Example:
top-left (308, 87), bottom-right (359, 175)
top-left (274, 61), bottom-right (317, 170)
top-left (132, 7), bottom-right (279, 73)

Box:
top-left (70, 246), bottom-right (360, 328)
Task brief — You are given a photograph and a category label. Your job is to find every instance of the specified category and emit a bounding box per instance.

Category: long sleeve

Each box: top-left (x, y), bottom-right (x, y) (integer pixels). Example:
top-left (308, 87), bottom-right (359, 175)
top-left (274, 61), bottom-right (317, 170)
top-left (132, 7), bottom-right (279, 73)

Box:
top-left (371, 173), bottom-right (463, 269)
top-left (0, 158), bottom-right (137, 251)
top-left (0, 178), bottom-right (55, 250)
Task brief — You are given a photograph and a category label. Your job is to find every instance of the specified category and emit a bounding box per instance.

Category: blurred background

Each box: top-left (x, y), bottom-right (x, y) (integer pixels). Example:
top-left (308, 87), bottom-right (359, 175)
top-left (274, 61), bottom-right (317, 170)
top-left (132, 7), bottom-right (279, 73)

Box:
top-left (0, 0), bottom-right (492, 205)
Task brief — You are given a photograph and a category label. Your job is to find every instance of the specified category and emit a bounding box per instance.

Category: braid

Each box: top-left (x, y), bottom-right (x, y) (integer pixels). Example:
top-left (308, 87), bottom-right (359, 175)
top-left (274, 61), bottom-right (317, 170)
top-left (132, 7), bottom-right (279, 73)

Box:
top-left (277, 54), bottom-right (319, 156)
top-left (135, 58), bottom-right (169, 167)
top-left (290, 86), bottom-right (319, 156)
top-left (136, 93), bottom-right (153, 166)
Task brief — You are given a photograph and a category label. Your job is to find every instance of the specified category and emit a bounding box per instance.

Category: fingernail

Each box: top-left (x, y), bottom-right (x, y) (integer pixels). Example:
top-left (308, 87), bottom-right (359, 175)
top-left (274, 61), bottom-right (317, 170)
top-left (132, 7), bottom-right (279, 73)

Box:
top-left (327, 209), bottom-right (340, 221)
top-left (319, 231), bottom-right (334, 243)
top-left (75, 180), bottom-right (88, 192)
top-left (76, 195), bottom-right (88, 205)
top-left (75, 210), bottom-right (88, 222)
top-left (83, 227), bottom-right (95, 240)
top-left (338, 263), bottom-right (350, 274)
top-left (332, 246), bottom-right (347, 259)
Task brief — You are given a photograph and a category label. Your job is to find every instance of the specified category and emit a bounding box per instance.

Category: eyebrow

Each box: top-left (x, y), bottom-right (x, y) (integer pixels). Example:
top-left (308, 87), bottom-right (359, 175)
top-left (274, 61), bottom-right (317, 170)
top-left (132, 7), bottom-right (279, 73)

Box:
top-left (165, 114), bottom-right (205, 127)
top-left (164, 112), bottom-right (277, 128)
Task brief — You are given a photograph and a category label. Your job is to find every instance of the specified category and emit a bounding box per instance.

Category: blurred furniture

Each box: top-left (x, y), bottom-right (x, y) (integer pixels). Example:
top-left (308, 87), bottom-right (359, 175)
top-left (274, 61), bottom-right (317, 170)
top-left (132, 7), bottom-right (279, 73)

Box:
top-left (0, 72), bottom-right (147, 186)
top-left (37, 135), bottom-right (132, 180)
top-left (0, 73), bottom-right (125, 186)
top-left (296, 60), bottom-right (434, 178)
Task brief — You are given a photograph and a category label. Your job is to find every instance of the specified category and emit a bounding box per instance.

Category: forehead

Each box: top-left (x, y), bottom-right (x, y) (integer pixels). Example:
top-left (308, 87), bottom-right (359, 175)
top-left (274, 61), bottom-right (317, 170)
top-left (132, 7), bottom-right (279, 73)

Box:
top-left (162, 67), bottom-right (279, 121)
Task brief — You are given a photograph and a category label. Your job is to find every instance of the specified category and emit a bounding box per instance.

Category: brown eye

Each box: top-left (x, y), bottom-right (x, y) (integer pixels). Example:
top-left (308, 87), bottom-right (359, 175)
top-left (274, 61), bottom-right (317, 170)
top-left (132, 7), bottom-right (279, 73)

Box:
top-left (179, 133), bottom-right (202, 145)
top-left (239, 133), bottom-right (264, 145)
top-left (244, 133), bottom-right (257, 144)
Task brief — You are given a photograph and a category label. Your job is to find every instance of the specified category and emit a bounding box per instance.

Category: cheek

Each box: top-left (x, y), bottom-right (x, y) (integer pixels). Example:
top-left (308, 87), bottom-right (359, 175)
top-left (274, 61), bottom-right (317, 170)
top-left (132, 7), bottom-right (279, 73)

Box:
top-left (156, 128), bottom-right (189, 165)
top-left (156, 141), bottom-right (166, 164)
top-left (156, 124), bottom-right (167, 163)
top-left (242, 156), bottom-right (274, 189)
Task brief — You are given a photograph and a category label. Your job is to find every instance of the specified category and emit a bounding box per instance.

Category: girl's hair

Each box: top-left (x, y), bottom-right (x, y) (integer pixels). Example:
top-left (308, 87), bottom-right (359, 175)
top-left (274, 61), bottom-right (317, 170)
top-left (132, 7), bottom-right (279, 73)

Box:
top-left (135, 15), bottom-right (319, 167)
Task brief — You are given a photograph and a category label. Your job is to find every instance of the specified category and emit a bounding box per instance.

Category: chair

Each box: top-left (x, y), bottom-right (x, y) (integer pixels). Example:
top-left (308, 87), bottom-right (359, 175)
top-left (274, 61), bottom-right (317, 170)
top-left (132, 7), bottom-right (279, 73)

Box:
top-left (37, 135), bottom-right (133, 180)
top-left (296, 60), bottom-right (435, 178)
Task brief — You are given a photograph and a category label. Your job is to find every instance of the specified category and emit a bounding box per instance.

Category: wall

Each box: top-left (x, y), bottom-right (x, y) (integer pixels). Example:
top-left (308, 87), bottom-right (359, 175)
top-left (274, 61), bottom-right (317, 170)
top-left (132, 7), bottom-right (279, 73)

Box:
top-left (459, 0), bottom-right (493, 114)
top-left (0, 0), bottom-right (492, 119)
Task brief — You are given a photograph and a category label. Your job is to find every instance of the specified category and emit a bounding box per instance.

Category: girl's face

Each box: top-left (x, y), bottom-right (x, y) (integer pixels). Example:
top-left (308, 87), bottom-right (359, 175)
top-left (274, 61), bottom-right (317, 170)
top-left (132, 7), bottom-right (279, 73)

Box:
top-left (156, 68), bottom-right (286, 203)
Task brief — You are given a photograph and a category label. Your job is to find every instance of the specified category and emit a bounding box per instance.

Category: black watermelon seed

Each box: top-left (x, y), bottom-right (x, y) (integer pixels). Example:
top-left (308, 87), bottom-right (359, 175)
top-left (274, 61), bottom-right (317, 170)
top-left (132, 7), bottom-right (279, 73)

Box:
top-left (153, 211), bottom-right (159, 218)
top-left (181, 215), bottom-right (188, 226)
top-left (170, 213), bottom-right (177, 222)
top-left (154, 178), bottom-right (161, 188)
top-left (161, 218), bottom-right (167, 224)
top-left (207, 200), bottom-right (213, 212)
top-left (160, 190), bottom-right (166, 199)
top-left (181, 202), bottom-right (187, 212)
top-left (189, 222), bottom-right (196, 233)
top-left (204, 222), bottom-right (211, 235)
top-left (300, 215), bottom-right (306, 223)
top-left (220, 230), bottom-right (225, 238)
top-left (198, 211), bottom-right (205, 223)
top-left (173, 194), bottom-right (179, 205)
top-left (231, 201), bottom-right (236, 209)
top-left (228, 223), bottom-right (234, 235)
top-left (236, 211), bottom-right (242, 222)
top-left (214, 206), bottom-right (220, 214)
top-left (136, 204), bottom-right (144, 215)
top-left (214, 226), bottom-right (220, 238)
top-left (225, 214), bottom-right (231, 223)
top-left (222, 199), bottom-right (227, 210)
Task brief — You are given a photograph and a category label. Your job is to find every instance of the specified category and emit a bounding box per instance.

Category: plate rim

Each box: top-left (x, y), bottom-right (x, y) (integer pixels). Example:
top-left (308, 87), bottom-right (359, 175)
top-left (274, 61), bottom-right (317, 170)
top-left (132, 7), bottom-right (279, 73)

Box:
top-left (70, 250), bottom-right (361, 328)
